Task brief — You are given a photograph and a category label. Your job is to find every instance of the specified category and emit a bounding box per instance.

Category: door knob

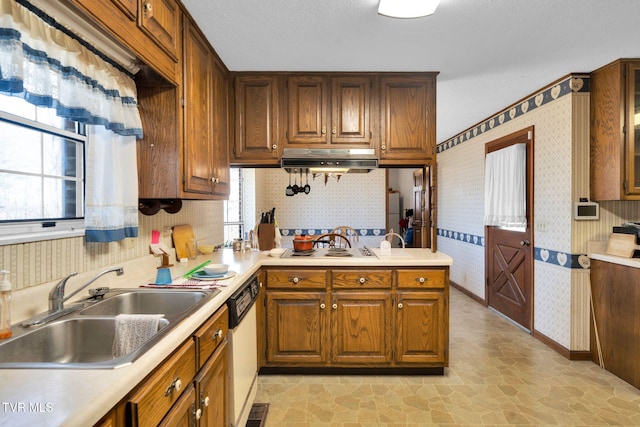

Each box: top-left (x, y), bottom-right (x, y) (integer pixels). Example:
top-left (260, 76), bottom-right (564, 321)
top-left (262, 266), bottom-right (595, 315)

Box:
top-left (520, 240), bottom-right (531, 246)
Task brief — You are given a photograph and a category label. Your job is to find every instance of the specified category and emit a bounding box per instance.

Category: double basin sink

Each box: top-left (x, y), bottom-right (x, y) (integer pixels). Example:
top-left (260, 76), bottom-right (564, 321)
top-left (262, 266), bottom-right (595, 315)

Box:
top-left (0, 288), bottom-right (220, 369)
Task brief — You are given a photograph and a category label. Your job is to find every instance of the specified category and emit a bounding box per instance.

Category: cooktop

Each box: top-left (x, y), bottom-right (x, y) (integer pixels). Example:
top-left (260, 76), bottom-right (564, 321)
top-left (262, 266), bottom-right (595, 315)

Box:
top-left (281, 247), bottom-right (375, 258)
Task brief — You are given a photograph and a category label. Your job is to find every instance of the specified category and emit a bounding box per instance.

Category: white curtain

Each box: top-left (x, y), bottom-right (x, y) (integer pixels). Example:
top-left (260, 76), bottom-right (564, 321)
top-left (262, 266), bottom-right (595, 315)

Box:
top-left (484, 143), bottom-right (527, 228)
top-left (84, 126), bottom-right (138, 242)
top-left (0, 0), bottom-right (143, 241)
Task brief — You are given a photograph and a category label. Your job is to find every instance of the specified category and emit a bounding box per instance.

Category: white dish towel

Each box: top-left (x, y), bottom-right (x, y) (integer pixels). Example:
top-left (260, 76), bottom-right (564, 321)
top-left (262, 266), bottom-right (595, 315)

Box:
top-left (112, 314), bottom-right (164, 358)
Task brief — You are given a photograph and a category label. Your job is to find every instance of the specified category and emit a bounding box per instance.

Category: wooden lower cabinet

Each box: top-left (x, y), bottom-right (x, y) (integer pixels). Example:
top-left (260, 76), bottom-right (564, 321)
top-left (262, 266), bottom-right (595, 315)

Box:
top-left (263, 266), bottom-right (449, 369)
top-left (99, 306), bottom-right (228, 427)
top-left (331, 292), bottom-right (391, 364)
top-left (266, 291), bottom-right (329, 364)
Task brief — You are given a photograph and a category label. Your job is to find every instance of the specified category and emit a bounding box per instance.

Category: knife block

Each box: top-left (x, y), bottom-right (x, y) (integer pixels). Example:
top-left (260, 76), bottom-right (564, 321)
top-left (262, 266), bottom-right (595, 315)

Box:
top-left (258, 223), bottom-right (275, 250)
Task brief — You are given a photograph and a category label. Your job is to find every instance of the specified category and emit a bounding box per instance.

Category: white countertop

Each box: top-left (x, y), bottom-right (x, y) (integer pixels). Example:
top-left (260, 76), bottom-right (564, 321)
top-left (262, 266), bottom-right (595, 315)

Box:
top-left (0, 248), bottom-right (451, 426)
top-left (588, 240), bottom-right (640, 269)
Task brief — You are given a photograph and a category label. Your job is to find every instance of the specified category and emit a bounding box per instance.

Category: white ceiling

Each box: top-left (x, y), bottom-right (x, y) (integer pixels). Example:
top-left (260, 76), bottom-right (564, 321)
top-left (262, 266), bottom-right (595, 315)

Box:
top-left (181, 0), bottom-right (640, 143)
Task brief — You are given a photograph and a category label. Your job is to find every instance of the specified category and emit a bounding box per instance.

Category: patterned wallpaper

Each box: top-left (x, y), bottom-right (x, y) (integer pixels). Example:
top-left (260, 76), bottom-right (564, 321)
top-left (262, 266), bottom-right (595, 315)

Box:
top-left (437, 73), bottom-right (640, 352)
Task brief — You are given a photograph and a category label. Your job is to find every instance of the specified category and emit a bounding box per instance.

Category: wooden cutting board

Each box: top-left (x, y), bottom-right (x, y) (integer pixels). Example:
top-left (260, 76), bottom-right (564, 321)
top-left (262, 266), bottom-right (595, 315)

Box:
top-left (172, 224), bottom-right (195, 260)
top-left (606, 233), bottom-right (640, 257)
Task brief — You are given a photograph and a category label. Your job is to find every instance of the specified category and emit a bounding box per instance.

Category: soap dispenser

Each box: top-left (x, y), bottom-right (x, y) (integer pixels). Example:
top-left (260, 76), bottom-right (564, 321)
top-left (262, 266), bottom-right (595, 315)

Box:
top-left (0, 270), bottom-right (12, 339)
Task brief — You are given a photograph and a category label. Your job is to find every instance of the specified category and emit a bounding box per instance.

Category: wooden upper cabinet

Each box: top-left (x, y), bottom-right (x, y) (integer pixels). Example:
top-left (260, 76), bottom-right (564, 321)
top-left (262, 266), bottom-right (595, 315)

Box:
top-left (591, 59), bottom-right (640, 200)
top-left (232, 75), bottom-right (282, 163)
top-left (379, 75), bottom-right (436, 164)
top-left (70, 0), bottom-right (180, 83)
top-left (287, 75), bottom-right (329, 145)
top-left (287, 75), bottom-right (373, 148)
top-left (183, 18), bottom-right (213, 195)
top-left (138, 0), bottom-right (181, 61)
top-left (211, 58), bottom-right (231, 197)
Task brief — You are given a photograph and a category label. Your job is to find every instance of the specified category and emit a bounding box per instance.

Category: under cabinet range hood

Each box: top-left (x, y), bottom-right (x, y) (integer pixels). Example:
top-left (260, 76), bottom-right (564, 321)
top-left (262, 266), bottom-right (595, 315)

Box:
top-left (281, 148), bottom-right (378, 173)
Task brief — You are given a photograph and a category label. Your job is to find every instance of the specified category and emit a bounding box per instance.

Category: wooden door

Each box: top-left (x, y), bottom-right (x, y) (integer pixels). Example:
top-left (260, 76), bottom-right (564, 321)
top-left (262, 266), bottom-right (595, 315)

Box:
top-left (330, 76), bottom-right (371, 146)
top-left (211, 58), bottom-right (230, 197)
top-left (395, 291), bottom-right (446, 364)
top-left (233, 75), bottom-right (280, 161)
top-left (379, 75), bottom-right (435, 162)
top-left (138, 0), bottom-right (180, 61)
top-left (331, 292), bottom-right (391, 364)
top-left (196, 341), bottom-right (228, 427)
top-left (266, 292), bottom-right (329, 364)
top-left (485, 128), bottom-right (534, 330)
top-left (183, 20), bottom-right (213, 195)
top-left (287, 75), bottom-right (328, 145)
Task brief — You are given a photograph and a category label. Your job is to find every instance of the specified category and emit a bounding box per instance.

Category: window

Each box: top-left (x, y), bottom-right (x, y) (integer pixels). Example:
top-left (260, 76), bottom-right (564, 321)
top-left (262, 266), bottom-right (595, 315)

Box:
top-left (223, 168), bottom-right (243, 246)
top-left (0, 94), bottom-right (85, 244)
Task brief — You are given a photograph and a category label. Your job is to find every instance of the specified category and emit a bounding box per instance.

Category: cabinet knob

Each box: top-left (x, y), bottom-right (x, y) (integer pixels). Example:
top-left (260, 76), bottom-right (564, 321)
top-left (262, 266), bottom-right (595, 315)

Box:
top-left (212, 329), bottom-right (223, 341)
top-left (203, 396), bottom-right (210, 407)
top-left (417, 277), bottom-right (426, 284)
top-left (332, 127), bottom-right (337, 135)
top-left (332, 303), bottom-right (338, 310)
top-left (381, 144), bottom-right (387, 150)
top-left (143, 1), bottom-right (152, 14)
top-left (164, 377), bottom-right (182, 396)
top-left (358, 277), bottom-right (367, 284)
top-left (291, 277), bottom-right (300, 284)
top-left (397, 302), bottom-right (403, 309)
top-left (195, 408), bottom-right (202, 420)
top-left (320, 303), bottom-right (326, 310)
top-left (272, 144), bottom-right (278, 150)
top-left (321, 127), bottom-right (327, 135)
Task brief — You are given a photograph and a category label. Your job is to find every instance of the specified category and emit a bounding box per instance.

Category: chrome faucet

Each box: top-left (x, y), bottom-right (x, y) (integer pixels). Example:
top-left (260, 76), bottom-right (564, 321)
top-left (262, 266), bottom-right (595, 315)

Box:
top-left (49, 267), bottom-right (124, 312)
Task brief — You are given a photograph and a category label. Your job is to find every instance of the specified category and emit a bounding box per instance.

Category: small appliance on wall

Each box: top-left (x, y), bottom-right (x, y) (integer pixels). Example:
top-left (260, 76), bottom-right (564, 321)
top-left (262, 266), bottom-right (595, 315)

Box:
top-left (573, 199), bottom-right (599, 220)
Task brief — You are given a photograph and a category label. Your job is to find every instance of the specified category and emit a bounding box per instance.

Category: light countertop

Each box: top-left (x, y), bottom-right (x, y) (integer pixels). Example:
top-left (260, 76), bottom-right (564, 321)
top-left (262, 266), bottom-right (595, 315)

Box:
top-left (0, 248), bottom-right (452, 426)
top-left (588, 240), bottom-right (640, 269)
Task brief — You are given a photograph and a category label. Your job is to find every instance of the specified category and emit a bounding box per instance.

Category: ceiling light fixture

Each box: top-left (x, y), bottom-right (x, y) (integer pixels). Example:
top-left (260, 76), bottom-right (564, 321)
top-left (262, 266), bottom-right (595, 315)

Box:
top-left (378, 0), bottom-right (440, 18)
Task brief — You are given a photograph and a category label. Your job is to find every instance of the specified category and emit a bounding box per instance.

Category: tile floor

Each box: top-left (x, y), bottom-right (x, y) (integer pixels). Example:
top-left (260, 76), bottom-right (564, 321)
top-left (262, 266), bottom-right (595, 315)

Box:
top-left (254, 287), bottom-right (640, 426)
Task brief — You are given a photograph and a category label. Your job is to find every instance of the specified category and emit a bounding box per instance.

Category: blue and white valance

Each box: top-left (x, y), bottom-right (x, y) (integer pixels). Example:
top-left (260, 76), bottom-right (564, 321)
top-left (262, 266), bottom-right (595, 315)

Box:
top-left (0, 0), bottom-right (143, 138)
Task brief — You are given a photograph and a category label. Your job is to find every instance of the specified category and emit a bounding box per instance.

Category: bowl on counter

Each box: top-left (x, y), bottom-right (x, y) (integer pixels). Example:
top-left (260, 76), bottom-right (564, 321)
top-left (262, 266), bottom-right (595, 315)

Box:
top-left (203, 263), bottom-right (229, 276)
top-left (269, 247), bottom-right (286, 257)
top-left (198, 242), bottom-right (216, 254)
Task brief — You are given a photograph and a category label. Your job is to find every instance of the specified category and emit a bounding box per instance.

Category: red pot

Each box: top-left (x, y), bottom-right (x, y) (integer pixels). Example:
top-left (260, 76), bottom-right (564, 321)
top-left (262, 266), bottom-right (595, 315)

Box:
top-left (293, 235), bottom-right (314, 251)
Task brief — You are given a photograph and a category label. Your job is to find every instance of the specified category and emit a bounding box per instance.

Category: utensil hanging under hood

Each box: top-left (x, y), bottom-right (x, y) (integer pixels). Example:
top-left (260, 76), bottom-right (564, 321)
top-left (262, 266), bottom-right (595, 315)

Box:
top-left (286, 173), bottom-right (294, 196)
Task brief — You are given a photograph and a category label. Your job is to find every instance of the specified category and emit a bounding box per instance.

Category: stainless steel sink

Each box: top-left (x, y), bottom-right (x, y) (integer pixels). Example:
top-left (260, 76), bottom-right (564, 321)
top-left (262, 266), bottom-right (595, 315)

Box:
top-left (0, 288), bottom-right (220, 369)
top-left (79, 289), bottom-right (210, 317)
top-left (0, 317), bottom-right (170, 369)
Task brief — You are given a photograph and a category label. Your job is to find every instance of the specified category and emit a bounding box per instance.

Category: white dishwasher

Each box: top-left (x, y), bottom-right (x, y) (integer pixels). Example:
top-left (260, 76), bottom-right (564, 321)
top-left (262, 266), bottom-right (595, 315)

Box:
top-left (226, 274), bottom-right (259, 427)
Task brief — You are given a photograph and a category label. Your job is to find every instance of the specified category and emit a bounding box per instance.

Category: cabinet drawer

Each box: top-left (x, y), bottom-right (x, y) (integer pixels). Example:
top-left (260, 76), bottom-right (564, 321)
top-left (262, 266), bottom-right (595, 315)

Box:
top-left (267, 269), bottom-right (327, 289)
top-left (397, 269), bottom-right (446, 289)
top-left (127, 340), bottom-right (197, 427)
top-left (331, 270), bottom-right (392, 289)
top-left (194, 305), bottom-right (228, 369)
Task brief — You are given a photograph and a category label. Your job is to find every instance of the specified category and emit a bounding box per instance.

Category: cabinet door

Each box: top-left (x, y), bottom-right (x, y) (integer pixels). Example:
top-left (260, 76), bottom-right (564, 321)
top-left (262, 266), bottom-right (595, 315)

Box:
top-left (233, 75), bottom-right (281, 162)
top-left (395, 291), bottom-right (447, 364)
top-left (331, 292), bottom-right (391, 364)
top-left (287, 75), bottom-right (329, 144)
top-left (266, 291), bottom-right (329, 364)
top-left (111, 0), bottom-right (136, 19)
top-left (183, 19), bottom-right (213, 195)
top-left (331, 76), bottom-right (372, 146)
top-left (211, 57), bottom-right (230, 198)
top-left (138, 0), bottom-right (180, 61)
top-left (626, 63), bottom-right (640, 195)
top-left (379, 75), bottom-right (435, 162)
top-left (196, 340), bottom-right (228, 427)
top-left (158, 384), bottom-right (196, 427)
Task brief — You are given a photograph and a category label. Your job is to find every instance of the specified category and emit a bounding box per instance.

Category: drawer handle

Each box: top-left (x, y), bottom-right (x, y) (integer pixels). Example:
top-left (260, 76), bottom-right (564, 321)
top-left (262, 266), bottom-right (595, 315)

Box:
top-left (291, 277), bottom-right (300, 284)
top-left (417, 277), bottom-right (426, 284)
top-left (358, 277), bottom-right (367, 284)
top-left (212, 328), bottom-right (223, 341)
top-left (164, 378), bottom-right (182, 397)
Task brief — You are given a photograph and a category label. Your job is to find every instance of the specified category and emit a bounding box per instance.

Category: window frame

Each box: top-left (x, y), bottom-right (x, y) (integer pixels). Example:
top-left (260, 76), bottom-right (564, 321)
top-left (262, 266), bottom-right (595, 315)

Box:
top-left (0, 108), bottom-right (86, 245)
